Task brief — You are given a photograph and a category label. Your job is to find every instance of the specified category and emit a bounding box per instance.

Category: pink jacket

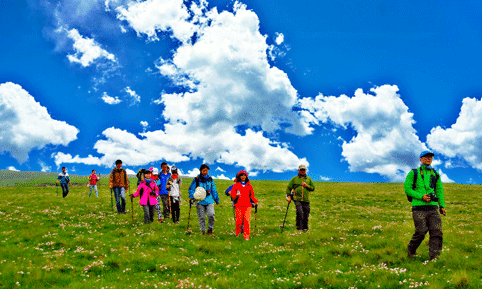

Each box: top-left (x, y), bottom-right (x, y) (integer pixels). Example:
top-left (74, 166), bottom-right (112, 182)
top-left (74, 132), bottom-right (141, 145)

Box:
top-left (133, 180), bottom-right (159, 206)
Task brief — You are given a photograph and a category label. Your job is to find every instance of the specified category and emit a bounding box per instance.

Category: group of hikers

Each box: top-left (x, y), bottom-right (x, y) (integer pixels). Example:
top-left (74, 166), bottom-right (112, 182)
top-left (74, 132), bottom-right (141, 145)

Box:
top-left (56, 150), bottom-right (446, 259)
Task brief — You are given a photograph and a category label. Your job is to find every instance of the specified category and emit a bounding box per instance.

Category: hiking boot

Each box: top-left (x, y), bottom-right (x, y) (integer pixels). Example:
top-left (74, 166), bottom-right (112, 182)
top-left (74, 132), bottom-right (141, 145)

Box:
top-left (158, 218), bottom-right (164, 223)
top-left (408, 249), bottom-right (416, 258)
top-left (207, 229), bottom-right (214, 236)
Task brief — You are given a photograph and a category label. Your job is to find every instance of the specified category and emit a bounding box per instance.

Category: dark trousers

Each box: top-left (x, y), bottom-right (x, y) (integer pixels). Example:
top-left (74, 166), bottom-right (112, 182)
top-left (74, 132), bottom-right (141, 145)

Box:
top-left (61, 183), bottom-right (69, 198)
top-left (160, 195), bottom-right (170, 219)
top-left (142, 205), bottom-right (156, 224)
top-left (408, 209), bottom-right (443, 259)
top-left (113, 187), bottom-right (126, 213)
top-left (170, 196), bottom-right (180, 222)
top-left (294, 201), bottom-right (310, 230)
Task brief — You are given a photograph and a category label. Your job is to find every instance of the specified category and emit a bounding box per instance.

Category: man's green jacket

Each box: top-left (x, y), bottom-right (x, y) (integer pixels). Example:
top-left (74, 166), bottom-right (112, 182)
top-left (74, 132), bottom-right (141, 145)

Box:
top-left (404, 166), bottom-right (445, 208)
top-left (286, 174), bottom-right (315, 202)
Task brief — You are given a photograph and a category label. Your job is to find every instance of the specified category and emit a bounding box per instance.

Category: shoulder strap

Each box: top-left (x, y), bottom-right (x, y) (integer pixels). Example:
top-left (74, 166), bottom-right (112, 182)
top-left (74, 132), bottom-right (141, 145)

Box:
top-left (411, 168), bottom-right (418, 190)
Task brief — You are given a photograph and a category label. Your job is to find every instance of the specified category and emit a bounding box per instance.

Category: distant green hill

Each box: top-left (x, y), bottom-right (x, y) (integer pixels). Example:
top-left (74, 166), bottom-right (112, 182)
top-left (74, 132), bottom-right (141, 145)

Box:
top-left (0, 170), bottom-right (113, 187)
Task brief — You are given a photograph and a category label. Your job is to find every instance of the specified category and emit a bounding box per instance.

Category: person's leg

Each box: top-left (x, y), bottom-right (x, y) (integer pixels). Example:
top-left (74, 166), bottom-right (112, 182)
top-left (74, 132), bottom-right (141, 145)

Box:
top-left (161, 195), bottom-right (170, 219)
top-left (172, 199), bottom-right (180, 222)
top-left (155, 196), bottom-right (163, 221)
top-left (427, 210), bottom-right (443, 260)
top-left (206, 204), bottom-right (215, 234)
top-left (302, 201), bottom-right (310, 231)
top-left (61, 183), bottom-right (68, 198)
top-left (196, 203), bottom-right (207, 233)
top-left (94, 185), bottom-right (98, 198)
top-left (120, 187), bottom-right (126, 213)
top-left (142, 205), bottom-right (150, 224)
top-left (113, 187), bottom-right (122, 213)
top-left (149, 205), bottom-right (156, 223)
top-left (294, 201), bottom-right (303, 230)
top-left (407, 210), bottom-right (429, 256)
top-left (235, 207), bottom-right (243, 236)
top-left (243, 207), bottom-right (251, 240)
top-left (89, 185), bottom-right (93, 197)
top-left (65, 183), bottom-right (70, 197)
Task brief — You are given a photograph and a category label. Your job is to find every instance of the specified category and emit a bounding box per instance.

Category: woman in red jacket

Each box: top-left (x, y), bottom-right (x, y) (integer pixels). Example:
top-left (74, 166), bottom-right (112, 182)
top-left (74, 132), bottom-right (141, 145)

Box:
top-left (231, 171), bottom-right (258, 240)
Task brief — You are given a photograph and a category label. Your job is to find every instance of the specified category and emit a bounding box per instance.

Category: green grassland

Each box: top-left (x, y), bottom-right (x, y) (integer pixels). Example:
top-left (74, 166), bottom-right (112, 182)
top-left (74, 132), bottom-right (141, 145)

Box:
top-left (0, 173), bottom-right (481, 288)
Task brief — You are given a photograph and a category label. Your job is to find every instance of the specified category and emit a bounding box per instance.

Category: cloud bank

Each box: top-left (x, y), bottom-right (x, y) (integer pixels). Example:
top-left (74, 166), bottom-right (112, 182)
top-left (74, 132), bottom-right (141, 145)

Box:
top-left (0, 82), bottom-right (79, 163)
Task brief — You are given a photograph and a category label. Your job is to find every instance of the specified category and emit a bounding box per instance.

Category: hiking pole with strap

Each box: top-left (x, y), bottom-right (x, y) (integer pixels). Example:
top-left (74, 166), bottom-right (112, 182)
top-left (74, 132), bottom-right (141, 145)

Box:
top-left (186, 200), bottom-right (193, 235)
top-left (110, 189), bottom-right (114, 211)
top-left (280, 190), bottom-right (294, 232)
top-left (130, 195), bottom-right (134, 224)
top-left (254, 204), bottom-right (258, 229)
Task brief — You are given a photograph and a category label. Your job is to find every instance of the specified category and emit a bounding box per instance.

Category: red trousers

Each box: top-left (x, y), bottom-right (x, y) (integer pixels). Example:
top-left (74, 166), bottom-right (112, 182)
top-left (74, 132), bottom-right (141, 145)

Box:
top-left (235, 206), bottom-right (251, 239)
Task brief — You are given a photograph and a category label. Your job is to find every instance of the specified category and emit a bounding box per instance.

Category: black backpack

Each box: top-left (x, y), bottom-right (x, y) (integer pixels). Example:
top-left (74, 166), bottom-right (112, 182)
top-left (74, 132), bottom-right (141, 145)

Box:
top-left (406, 168), bottom-right (439, 202)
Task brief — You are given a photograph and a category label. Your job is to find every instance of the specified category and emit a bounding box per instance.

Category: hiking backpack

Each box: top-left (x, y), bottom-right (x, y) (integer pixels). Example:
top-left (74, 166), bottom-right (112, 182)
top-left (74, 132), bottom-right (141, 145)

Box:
top-left (406, 168), bottom-right (440, 202)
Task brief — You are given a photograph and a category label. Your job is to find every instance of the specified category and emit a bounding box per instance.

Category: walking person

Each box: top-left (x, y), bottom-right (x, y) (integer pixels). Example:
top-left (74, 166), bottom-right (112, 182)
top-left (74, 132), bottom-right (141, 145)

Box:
top-left (88, 169), bottom-right (99, 198)
top-left (188, 164), bottom-right (220, 235)
top-left (56, 167), bottom-right (71, 198)
top-left (109, 160), bottom-right (129, 214)
top-left (286, 164), bottom-right (315, 232)
top-left (155, 163), bottom-right (171, 221)
top-left (405, 150), bottom-right (446, 260)
top-left (167, 166), bottom-right (182, 223)
top-left (231, 171), bottom-right (258, 240)
top-left (130, 169), bottom-right (159, 224)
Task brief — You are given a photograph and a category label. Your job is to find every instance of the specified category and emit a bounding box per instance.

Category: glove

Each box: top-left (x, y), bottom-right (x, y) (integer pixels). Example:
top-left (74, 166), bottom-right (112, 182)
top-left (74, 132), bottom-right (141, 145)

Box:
top-left (129, 194), bottom-right (134, 199)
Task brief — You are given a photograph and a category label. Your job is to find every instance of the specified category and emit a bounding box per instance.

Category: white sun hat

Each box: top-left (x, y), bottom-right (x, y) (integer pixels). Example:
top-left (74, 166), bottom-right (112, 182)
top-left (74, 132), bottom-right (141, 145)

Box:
top-left (193, 187), bottom-right (206, 201)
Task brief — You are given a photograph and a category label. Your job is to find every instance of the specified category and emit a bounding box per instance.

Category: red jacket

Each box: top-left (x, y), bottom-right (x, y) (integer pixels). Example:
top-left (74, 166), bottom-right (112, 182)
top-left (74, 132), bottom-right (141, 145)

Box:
top-left (230, 182), bottom-right (258, 207)
top-left (133, 180), bottom-right (159, 206)
top-left (89, 174), bottom-right (99, 185)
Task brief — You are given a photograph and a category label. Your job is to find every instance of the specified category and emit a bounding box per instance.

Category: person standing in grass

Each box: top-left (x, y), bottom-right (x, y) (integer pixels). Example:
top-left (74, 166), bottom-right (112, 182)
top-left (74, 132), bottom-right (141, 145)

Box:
top-left (156, 162), bottom-right (171, 222)
top-left (56, 167), bottom-right (71, 198)
top-left (231, 171), bottom-right (258, 240)
top-left (286, 164), bottom-right (315, 232)
top-left (188, 164), bottom-right (220, 235)
top-left (109, 160), bottom-right (129, 214)
top-left (88, 169), bottom-right (99, 198)
top-left (130, 169), bottom-right (159, 224)
top-left (405, 150), bottom-right (446, 260)
top-left (167, 166), bottom-right (182, 223)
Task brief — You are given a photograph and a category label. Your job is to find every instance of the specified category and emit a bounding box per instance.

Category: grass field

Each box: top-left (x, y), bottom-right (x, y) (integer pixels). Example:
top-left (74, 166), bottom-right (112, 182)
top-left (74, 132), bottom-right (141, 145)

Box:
top-left (0, 173), bottom-right (481, 288)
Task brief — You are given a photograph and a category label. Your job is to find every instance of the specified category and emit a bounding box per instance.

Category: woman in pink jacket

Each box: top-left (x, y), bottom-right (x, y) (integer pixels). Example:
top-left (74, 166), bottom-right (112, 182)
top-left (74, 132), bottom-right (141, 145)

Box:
top-left (231, 171), bottom-right (258, 240)
top-left (130, 169), bottom-right (159, 224)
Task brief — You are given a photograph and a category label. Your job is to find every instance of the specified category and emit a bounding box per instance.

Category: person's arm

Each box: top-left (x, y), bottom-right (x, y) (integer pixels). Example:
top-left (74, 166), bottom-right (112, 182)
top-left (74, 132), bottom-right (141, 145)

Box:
top-left (435, 173), bottom-right (445, 208)
top-left (188, 179), bottom-right (196, 200)
top-left (305, 177), bottom-right (315, 191)
top-left (211, 180), bottom-right (220, 204)
top-left (404, 170), bottom-right (426, 201)
top-left (250, 185), bottom-right (258, 204)
top-left (108, 171), bottom-right (114, 189)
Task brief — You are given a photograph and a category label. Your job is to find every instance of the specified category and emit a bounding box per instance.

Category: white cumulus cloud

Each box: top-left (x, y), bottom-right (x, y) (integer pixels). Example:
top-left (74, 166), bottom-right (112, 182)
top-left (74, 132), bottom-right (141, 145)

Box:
top-left (0, 82), bottom-right (79, 163)
top-left (38, 160), bottom-right (52, 172)
top-left (63, 28), bottom-right (117, 67)
top-left (275, 32), bottom-right (284, 45)
top-left (300, 85), bottom-right (427, 182)
top-left (101, 92), bottom-right (122, 104)
top-left (124, 87), bottom-right (140, 105)
top-left (427, 97), bottom-right (482, 171)
top-left (7, 166), bottom-right (19, 171)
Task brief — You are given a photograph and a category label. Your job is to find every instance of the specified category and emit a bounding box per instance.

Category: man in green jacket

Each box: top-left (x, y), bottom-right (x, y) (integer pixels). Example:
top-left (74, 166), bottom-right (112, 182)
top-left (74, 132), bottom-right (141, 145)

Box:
top-left (286, 164), bottom-right (315, 231)
top-left (404, 150), bottom-right (446, 260)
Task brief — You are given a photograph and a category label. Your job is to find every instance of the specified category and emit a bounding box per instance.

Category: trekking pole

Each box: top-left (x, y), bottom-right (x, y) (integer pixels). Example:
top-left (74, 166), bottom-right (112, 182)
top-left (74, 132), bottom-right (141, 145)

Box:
top-left (110, 189), bottom-right (114, 211)
top-left (168, 191), bottom-right (172, 220)
top-left (186, 200), bottom-right (193, 235)
top-left (56, 183), bottom-right (59, 196)
top-left (280, 201), bottom-right (291, 232)
top-left (130, 195), bottom-right (134, 224)
top-left (255, 204), bottom-right (258, 229)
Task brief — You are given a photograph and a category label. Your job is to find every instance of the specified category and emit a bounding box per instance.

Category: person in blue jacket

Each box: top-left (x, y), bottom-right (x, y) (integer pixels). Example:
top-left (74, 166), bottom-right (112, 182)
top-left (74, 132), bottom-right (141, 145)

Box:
top-left (189, 164), bottom-right (220, 235)
top-left (56, 167), bottom-right (71, 198)
top-left (156, 162), bottom-right (171, 221)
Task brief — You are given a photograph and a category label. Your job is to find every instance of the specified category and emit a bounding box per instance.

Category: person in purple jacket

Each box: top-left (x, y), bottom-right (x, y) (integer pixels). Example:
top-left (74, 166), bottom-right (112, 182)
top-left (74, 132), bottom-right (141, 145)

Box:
top-left (130, 169), bottom-right (159, 224)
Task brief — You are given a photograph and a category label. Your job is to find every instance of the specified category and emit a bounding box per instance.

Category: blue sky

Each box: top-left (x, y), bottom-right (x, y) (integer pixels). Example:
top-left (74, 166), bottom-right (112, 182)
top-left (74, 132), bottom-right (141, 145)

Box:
top-left (1, 0), bottom-right (481, 183)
